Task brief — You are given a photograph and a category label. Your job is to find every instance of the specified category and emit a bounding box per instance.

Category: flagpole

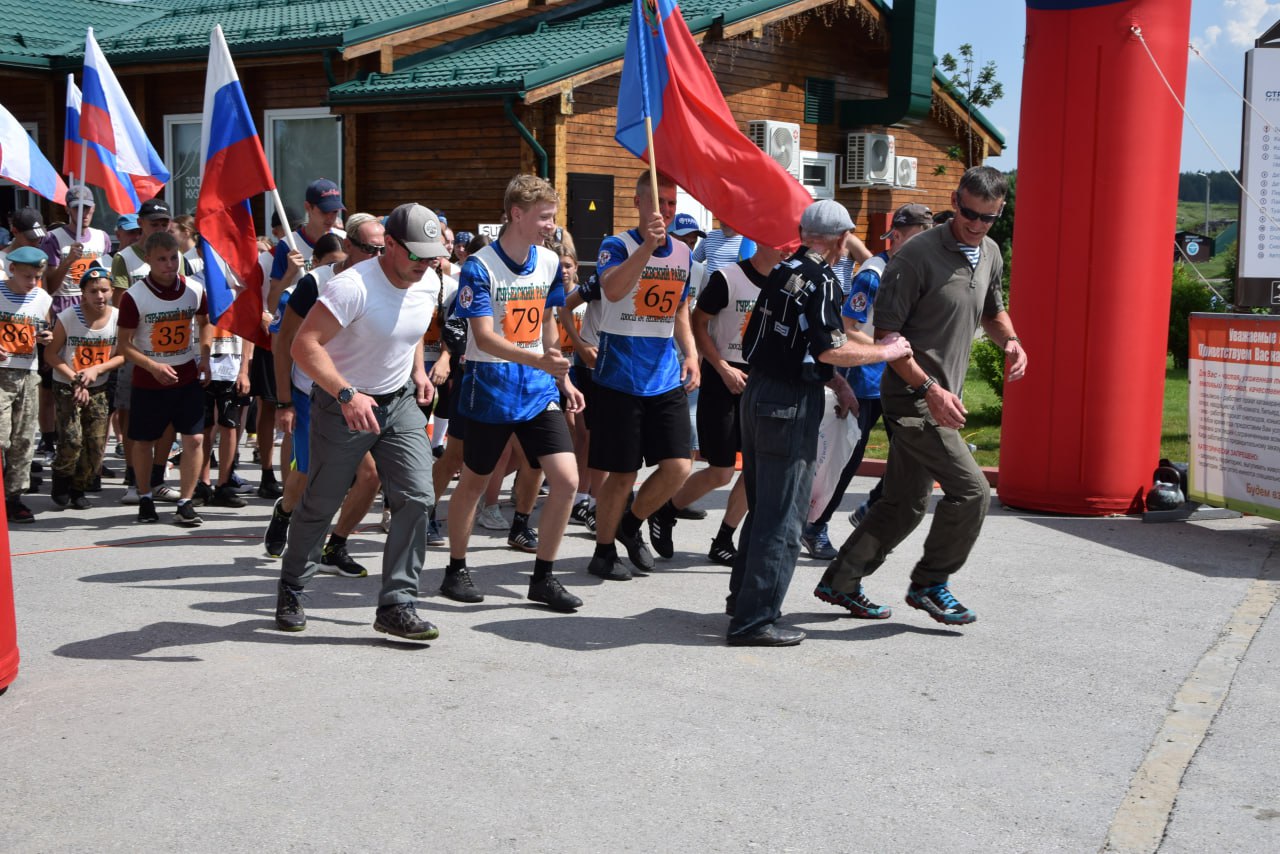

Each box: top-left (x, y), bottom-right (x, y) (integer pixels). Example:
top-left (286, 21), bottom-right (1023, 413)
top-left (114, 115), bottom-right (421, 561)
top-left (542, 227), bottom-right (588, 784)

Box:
top-left (644, 117), bottom-right (659, 206)
top-left (76, 147), bottom-right (88, 240)
top-left (270, 188), bottom-right (298, 253)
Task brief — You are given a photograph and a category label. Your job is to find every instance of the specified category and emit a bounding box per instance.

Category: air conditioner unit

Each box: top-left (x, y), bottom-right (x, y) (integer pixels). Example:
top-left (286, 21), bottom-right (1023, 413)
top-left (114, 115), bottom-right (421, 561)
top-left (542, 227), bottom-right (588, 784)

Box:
top-left (842, 132), bottom-right (895, 186)
top-left (895, 156), bottom-right (918, 189)
top-left (748, 120), bottom-right (802, 179)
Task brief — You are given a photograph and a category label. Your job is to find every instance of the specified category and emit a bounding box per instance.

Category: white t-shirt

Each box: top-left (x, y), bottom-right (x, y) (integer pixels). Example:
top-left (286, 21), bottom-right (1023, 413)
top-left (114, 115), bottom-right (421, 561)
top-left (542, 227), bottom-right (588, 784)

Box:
top-left (317, 257), bottom-right (440, 396)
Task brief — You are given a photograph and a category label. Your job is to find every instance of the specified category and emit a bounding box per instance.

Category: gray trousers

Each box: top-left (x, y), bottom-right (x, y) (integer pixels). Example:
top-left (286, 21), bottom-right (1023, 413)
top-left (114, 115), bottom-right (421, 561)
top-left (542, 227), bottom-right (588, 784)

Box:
top-left (822, 398), bottom-right (989, 591)
top-left (281, 386), bottom-right (434, 607)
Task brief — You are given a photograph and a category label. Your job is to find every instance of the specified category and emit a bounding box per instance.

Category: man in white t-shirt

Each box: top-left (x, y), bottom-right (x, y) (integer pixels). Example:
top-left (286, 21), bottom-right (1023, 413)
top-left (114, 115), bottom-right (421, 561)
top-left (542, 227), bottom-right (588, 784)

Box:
top-left (275, 202), bottom-right (446, 643)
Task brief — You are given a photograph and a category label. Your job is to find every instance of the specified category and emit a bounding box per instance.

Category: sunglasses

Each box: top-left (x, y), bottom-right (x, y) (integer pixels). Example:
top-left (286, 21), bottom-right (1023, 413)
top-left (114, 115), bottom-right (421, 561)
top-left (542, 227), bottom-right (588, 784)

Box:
top-left (351, 238), bottom-right (385, 256)
top-left (956, 203), bottom-right (1003, 224)
top-left (387, 236), bottom-right (430, 262)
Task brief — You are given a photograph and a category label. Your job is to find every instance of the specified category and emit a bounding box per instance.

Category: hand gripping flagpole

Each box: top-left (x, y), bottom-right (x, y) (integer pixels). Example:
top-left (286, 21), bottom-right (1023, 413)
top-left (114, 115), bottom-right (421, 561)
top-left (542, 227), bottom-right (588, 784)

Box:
top-left (270, 187), bottom-right (298, 253)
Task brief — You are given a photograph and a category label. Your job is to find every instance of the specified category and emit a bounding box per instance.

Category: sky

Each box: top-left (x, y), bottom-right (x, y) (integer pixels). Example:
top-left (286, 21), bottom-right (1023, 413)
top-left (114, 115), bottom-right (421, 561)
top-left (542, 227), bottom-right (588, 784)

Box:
top-left (935, 0), bottom-right (1259, 174)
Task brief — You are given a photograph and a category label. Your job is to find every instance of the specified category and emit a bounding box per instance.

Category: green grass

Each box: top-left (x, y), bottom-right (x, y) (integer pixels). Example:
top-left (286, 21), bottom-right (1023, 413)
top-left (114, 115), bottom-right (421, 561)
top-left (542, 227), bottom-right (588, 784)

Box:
top-left (1175, 201), bottom-right (1237, 236)
top-left (860, 358), bottom-right (1189, 469)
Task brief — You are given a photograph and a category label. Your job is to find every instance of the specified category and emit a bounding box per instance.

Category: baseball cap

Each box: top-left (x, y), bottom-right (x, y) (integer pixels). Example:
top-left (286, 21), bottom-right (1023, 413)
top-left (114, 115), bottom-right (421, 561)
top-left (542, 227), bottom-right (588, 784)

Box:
top-left (6, 245), bottom-right (49, 267)
top-left (670, 213), bottom-right (705, 238)
top-left (116, 213), bottom-right (140, 231)
top-left (306, 179), bottom-right (345, 213)
top-left (80, 265), bottom-right (111, 286)
top-left (880, 203), bottom-right (934, 239)
top-left (139, 199), bottom-right (172, 221)
top-left (12, 207), bottom-right (46, 239)
top-left (65, 185), bottom-right (94, 206)
top-left (800, 199), bottom-right (854, 235)
top-left (384, 203), bottom-right (449, 259)
top-left (454, 230), bottom-right (475, 248)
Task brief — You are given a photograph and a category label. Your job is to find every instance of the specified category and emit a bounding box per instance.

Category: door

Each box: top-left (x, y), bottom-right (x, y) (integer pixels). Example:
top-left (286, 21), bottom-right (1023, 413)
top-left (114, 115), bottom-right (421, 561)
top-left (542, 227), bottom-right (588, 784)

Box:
top-left (566, 173), bottom-right (613, 268)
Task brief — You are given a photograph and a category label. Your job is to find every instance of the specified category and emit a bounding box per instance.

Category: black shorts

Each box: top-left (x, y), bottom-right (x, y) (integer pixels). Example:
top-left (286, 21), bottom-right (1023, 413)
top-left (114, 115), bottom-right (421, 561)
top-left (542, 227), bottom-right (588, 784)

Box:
top-left (128, 382), bottom-right (206, 441)
top-left (587, 384), bottom-right (691, 473)
top-left (697, 360), bottom-right (747, 468)
top-left (429, 372), bottom-right (455, 419)
top-left (204, 380), bottom-right (251, 429)
top-left (571, 362), bottom-right (598, 431)
top-left (249, 349), bottom-right (276, 400)
top-left (463, 406), bottom-right (575, 476)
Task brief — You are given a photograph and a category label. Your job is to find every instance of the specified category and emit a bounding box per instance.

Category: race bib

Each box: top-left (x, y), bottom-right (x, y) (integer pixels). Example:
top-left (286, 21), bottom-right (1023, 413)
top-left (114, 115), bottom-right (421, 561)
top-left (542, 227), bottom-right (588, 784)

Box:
top-left (0, 319), bottom-right (36, 355)
top-left (502, 298), bottom-right (543, 346)
top-left (150, 318), bottom-right (191, 354)
top-left (69, 255), bottom-right (98, 284)
top-left (633, 276), bottom-right (682, 319)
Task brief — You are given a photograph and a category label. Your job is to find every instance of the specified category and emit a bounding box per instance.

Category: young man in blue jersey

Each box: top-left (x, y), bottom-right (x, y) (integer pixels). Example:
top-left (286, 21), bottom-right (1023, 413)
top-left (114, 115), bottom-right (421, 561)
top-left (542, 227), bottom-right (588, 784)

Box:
top-left (586, 172), bottom-right (699, 581)
top-left (439, 175), bottom-right (585, 612)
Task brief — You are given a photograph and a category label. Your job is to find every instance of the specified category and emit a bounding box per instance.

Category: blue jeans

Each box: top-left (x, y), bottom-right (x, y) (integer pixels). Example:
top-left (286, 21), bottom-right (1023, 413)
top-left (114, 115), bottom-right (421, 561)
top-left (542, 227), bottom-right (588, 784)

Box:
top-left (727, 373), bottom-right (825, 638)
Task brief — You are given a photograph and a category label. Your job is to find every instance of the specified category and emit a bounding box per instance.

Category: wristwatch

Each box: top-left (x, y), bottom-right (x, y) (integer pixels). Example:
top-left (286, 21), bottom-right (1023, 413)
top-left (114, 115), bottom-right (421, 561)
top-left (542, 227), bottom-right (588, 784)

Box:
top-left (337, 386), bottom-right (357, 405)
top-left (910, 376), bottom-right (937, 399)
top-left (275, 401), bottom-right (293, 410)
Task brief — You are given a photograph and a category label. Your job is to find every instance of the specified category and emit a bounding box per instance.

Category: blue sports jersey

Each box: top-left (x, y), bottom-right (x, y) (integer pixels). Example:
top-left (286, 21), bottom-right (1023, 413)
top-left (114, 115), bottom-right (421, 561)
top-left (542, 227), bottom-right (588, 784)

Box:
top-left (455, 241), bottom-right (565, 423)
top-left (841, 252), bottom-right (887, 399)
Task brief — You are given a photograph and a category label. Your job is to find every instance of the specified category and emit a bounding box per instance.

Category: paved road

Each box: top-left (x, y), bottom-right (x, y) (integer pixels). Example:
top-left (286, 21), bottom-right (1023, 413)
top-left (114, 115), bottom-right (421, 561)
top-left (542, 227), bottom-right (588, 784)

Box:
top-left (2, 464), bottom-right (1277, 852)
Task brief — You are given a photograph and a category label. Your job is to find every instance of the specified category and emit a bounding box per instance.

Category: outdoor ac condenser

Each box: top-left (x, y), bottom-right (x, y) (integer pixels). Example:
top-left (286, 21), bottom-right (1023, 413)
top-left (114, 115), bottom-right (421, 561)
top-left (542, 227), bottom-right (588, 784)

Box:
top-left (895, 156), bottom-right (918, 189)
top-left (842, 132), bottom-right (895, 186)
top-left (747, 120), bottom-right (802, 179)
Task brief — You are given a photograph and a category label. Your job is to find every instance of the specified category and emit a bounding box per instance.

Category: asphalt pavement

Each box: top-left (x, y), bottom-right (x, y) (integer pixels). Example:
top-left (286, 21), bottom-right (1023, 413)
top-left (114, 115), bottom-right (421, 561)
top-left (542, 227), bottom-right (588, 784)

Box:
top-left (2, 458), bottom-right (1277, 853)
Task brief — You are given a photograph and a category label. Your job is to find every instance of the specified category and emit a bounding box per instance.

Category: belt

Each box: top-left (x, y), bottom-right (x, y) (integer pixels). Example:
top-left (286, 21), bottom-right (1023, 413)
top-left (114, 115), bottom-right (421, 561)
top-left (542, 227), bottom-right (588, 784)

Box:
top-left (368, 385), bottom-right (409, 407)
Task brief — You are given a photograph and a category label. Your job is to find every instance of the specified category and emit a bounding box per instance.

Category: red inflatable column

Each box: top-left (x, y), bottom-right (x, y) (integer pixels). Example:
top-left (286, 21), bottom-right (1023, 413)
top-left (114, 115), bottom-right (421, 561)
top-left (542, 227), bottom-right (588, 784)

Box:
top-left (0, 467), bottom-right (18, 694)
top-left (998, 0), bottom-right (1192, 514)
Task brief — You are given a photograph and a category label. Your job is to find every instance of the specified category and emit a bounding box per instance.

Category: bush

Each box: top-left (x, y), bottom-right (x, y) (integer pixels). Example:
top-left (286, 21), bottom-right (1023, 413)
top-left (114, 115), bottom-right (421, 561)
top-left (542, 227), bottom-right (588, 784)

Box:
top-left (1168, 262), bottom-right (1219, 368)
top-left (971, 336), bottom-right (1006, 401)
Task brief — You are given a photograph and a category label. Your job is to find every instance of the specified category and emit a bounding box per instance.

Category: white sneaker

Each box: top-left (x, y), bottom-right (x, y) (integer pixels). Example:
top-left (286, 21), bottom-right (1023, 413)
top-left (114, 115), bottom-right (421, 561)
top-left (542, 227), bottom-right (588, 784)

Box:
top-left (121, 485), bottom-right (140, 505)
top-left (476, 503), bottom-right (508, 530)
top-left (152, 484), bottom-right (181, 503)
top-left (380, 507), bottom-right (392, 534)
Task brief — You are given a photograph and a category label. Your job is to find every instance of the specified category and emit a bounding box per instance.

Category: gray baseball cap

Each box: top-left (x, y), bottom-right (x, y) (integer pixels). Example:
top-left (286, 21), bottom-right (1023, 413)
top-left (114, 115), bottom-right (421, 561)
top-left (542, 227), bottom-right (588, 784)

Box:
top-left (799, 199), bottom-right (854, 235)
top-left (384, 203), bottom-right (449, 258)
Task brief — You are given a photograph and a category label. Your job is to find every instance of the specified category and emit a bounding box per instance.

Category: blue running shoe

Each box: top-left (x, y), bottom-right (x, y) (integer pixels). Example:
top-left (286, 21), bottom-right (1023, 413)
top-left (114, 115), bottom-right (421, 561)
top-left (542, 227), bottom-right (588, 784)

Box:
top-left (905, 583), bottom-right (977, 625)
top-left (800, 525), bottom-right (837, 560)
top-left (813, 583), bottom-right (892, 619)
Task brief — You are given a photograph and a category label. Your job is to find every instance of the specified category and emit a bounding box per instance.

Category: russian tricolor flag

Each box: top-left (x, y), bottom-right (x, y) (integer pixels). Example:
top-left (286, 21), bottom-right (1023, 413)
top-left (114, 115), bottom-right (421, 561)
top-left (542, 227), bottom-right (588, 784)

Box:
top-left (63, 76), bottom-right (145, 214)
top-left (0, 102), bottom-right (67, 204)
top-left (616, 0), bottom-right (810, 250)
top-left (80, 28), bottom-right (169, 211)
top-left (196, 25), bottom-right (276, 350)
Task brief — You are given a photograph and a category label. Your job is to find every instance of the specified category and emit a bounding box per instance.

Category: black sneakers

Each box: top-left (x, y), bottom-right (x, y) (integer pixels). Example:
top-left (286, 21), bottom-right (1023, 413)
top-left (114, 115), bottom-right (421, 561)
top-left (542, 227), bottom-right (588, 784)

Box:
top-left (174, 501), bottom-right (203, 527)
top-left (528, 576), bottom-right (582, 612)
top-left (264, 499), bottom-right (290, 558)
top-left (373, 603), bottom-right (440, 641)
top-left (570, 499), bottom-right (596, 529)
top-left (320, 542), bottom-right (368, 578)
top-left (507, 525), bottom-right (540, 554)
top-left (648, 505), bottom-right (676, 559)
top-left (587, 554), bottom-right (632, 581)
top-left (211, 483), bottom-right (247, 508)
top-left (257, 478), bottom-right (283, 500)
top-left (137, 496), bottom-right (159, 524)
top-left (440, 567), bottom-right (484, 603)
top-left (275, 581), bottom-right (307, 631)
top-left (615, 528), bottom-right (655, 575)
top-left (708, 538), bottom-right (736, 567)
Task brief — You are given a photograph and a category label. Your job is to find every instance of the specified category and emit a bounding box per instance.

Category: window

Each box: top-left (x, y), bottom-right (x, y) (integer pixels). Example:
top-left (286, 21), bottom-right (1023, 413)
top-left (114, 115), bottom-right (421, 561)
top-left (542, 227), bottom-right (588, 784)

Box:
top-left (0, 122), bottom-right (40, 224)
top-left (263, 108), bottom-right (342, 231)
top-left (164, 113), bottom-right (203, 218)
top-left (804, 78), bottom-right (835, 125)
top-left (800, 151), bottom-right (836, 200)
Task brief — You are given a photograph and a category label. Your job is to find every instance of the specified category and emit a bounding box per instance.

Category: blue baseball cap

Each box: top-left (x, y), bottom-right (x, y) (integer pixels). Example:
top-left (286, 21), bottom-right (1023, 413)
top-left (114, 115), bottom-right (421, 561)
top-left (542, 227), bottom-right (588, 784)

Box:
top-left (117, 213), bottom-right (140, 231)
top-left (670, 213), bottom-right (705, 238)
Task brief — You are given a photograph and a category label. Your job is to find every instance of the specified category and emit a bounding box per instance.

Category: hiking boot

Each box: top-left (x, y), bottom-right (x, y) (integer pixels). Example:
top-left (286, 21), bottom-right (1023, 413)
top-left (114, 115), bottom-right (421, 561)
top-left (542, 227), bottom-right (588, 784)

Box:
top-left (137, 496), bottom-right (159, 523)
top-left (426, 516), bottom-right (445, 546)
top-left (440, 567), bottom-right (484, 603)
top-left (211, 483), bottom-right (247, 508)
top-left (528, 576), bottom-right (582, 612)
top-left (800, 525), bottom-right (837, 560)
top-left (905, 583), bottom-right (977, 625)
top-left (264, 499), bottom-right (290, 558)
top-left (587, 554), bottom-right (631, 581)
top-left (570, 499), bottom-right (595, 527)
top-left (373, 603), bottom-right (440, 641)
top-left (152, 484), bottom-right (181, 503)
top-left (814, 583), bottom-right (892, 619)
top-left (320, 542), bottom-right (368, 578)
top-left (275, 581), bottom-right (307, 631)
top-left (616, 528), bottom-right (655, 575)
top-left (174, 501), bottom-right (203, 527)
top-left (257, 478), bottom-right (283, 500)
top-left (476, 503), bottom-right (507, 530)
top-left (50, 475), bottom-right (71, 508)
top-left (507, 524), bottom-right (540, 554)
top-left (648, 505), bottom-right (676, 559)
top-left (708, 538), bottom-right (736, 567)
top-left (6, 496), bottom-right (35, 524)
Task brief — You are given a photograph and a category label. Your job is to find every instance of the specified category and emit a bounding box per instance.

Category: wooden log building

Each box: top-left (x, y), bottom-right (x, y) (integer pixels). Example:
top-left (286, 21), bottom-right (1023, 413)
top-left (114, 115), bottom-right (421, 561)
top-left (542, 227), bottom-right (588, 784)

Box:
top-left (0, 0), bottom-right (1003, 262)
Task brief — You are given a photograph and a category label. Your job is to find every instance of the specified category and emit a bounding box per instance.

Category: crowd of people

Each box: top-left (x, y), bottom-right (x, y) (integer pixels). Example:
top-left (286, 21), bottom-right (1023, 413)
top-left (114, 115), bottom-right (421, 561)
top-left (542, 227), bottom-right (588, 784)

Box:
top-left (0, 165), bottom-right (1023, 646)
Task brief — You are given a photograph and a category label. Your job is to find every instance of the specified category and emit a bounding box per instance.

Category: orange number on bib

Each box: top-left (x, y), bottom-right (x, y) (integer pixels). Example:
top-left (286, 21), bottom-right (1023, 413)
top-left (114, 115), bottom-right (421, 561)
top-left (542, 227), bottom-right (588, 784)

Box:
top-left (150, 319), bottom-right (190, 354)
top-left (0, 320), bottom-right (36, 355)
top-left (75, 344), bottom-right (111, 369)
top-left (69, 256), bottom-right (96, 283)
top-left (502, 299), bottom-right (542, 345)
top-left (634, 278), bottom-right (681, 318)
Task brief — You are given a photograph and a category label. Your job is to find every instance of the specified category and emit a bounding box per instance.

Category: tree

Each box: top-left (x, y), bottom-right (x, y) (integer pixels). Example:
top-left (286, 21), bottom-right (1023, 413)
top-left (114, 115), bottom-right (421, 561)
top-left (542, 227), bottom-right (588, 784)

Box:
top-left (939, 44), bottom-right (1005, 169)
